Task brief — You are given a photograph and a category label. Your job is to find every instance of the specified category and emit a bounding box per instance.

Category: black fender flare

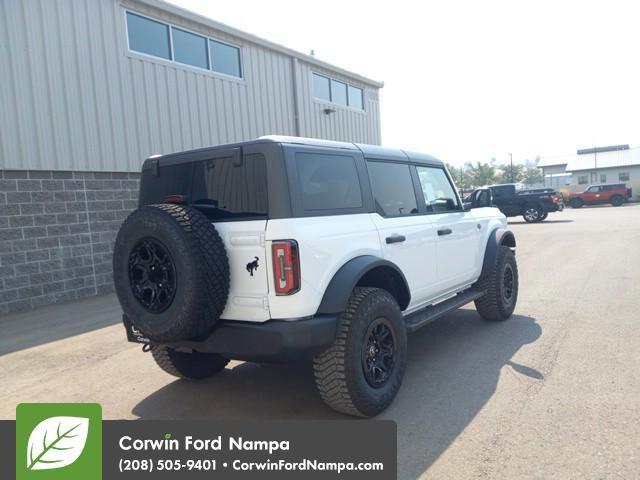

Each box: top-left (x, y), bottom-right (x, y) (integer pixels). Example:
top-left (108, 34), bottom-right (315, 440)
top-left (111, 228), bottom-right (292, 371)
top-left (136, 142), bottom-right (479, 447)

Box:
top-left (479, 228), bottom-right (516, 280)
top-left (316, 255), bottom-right (411, 314)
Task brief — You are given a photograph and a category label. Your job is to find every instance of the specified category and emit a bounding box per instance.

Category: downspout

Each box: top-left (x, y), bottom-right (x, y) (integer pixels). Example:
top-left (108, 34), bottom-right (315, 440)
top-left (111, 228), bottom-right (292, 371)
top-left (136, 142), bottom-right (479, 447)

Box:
top-left (290, 57), bottom-right (301, 137)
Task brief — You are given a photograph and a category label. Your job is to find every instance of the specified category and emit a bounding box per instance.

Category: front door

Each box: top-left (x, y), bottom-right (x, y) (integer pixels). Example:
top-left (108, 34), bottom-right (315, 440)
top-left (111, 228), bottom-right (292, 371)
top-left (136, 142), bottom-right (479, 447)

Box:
top-left (415, 165), bottom-right (482, 294)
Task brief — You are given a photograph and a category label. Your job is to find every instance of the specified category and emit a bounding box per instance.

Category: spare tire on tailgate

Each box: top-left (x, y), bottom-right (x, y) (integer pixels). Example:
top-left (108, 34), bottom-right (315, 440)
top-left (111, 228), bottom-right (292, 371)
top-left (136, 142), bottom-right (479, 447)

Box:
top-left (113, 204), bottom-right (229, 342)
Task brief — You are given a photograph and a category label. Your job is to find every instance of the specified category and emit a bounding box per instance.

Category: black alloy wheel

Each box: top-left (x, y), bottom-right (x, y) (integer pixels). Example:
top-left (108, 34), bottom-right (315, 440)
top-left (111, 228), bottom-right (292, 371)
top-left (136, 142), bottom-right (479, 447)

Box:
top-left (128, 238), bottom-right (177, 314)
top-left (362, 318), bottom-right (396, 388)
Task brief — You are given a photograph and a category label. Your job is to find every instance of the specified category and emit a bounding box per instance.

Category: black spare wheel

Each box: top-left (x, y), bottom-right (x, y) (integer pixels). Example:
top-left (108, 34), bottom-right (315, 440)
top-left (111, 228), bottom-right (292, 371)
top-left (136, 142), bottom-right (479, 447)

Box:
top-left (113, 204), bottom-right (230, 342)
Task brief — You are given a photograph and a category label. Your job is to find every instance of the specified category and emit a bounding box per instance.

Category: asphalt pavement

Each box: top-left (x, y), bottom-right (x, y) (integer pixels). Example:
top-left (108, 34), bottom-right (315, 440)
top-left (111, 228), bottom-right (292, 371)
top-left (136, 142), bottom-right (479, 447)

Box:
top-left (1, 204), bottom-right (638, 479)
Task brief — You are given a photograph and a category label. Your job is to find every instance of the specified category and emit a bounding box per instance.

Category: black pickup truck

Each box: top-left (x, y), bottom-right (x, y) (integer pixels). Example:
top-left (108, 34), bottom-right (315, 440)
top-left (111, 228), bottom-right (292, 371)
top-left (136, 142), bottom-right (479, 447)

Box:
top-left (466, 184), bottom-right (563, 222)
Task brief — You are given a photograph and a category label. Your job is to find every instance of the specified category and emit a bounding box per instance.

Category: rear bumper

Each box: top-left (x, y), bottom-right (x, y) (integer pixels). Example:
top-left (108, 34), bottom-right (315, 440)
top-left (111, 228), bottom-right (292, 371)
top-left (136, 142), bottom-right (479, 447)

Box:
top-left (123, 314), bottom-right (338, 362)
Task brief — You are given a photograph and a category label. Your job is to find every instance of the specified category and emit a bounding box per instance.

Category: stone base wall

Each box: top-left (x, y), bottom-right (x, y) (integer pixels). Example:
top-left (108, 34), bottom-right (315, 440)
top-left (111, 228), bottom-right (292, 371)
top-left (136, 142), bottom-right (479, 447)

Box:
top-left (0, 170), bottom-right (140, 315)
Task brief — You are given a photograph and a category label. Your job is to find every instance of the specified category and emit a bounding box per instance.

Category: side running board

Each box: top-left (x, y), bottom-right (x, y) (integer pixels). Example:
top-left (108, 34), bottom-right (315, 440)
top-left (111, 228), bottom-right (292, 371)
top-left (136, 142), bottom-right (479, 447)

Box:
top-left (404, 288), bottom-right (485, 333)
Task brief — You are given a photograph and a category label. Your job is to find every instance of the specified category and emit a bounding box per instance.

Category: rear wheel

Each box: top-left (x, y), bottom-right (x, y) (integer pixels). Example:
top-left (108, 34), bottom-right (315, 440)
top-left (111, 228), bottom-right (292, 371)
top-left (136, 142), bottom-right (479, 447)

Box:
top-left (523, 205), bottom-right (543, 223)
top-left (313, 287), bottom-right (407, 417)
top-left (151, 345), bottom-right (229, 379)
top-left (611, 195), bottom-right (624, 207)
top-left (475, 246), bottom-right (518, 321)
top-left (570, 198), bottom-right (584, 208)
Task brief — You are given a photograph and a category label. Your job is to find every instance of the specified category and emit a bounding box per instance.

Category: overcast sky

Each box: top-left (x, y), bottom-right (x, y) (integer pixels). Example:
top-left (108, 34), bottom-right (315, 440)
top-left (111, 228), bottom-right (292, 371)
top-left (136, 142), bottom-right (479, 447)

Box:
top-left (170, 0), bottom-right (640, 166)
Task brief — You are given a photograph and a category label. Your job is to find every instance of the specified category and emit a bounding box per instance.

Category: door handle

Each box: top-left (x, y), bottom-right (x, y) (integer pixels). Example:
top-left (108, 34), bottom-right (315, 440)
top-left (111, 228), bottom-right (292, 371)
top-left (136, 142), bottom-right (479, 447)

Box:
top-left (385, 235), bottom-right (406, 244)
top-left (437, 228), bottom-right (453, 236)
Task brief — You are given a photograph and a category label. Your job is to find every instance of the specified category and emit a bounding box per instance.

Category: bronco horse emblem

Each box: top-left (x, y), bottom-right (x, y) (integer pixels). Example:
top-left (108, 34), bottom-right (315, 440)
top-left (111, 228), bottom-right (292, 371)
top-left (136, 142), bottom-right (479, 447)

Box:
top-left (246, 257), bottom-right (259, 276)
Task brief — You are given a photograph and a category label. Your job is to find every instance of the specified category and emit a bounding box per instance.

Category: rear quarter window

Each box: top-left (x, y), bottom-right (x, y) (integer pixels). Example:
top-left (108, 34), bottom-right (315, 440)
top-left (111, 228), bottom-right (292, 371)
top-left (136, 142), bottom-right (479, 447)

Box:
top-left (295, 152), bottom-right (363, 211)
top-left (191, 153), bottom-right (268, 220)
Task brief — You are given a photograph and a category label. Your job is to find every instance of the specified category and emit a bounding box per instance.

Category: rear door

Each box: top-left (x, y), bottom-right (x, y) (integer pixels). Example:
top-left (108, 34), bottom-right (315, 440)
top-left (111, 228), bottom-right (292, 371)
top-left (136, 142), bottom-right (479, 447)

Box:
top-left (415, 165), bottom-right (483, 294)
top-left (190, 149), bottom-right (270, 321)
top-left (366, 160), bottom-right (439, 308)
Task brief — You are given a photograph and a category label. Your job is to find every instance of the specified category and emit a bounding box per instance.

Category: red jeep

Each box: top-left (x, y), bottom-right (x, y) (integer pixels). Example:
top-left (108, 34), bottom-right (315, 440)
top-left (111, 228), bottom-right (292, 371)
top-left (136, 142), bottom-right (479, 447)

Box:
top-left (569, 183), bottom-right (632, 208)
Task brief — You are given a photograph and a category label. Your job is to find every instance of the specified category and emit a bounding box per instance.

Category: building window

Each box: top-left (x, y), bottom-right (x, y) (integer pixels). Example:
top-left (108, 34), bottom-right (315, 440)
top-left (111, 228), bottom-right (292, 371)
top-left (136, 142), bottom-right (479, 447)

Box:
top-left (600, 173), bottom-right (606, 183)
top-left (619, 172), bottom-right (630, 181)
top-left (312, 74), bottom-right (331, 101)
top-left (312, 73), bottom-right (364, 110)
top-left (126, 12), bottom-right (171, 60)
top-left (172, 27), bottom-right (209, 69)
top-left (330, 79), bottom-right (348, 106)
top-left (578, 175), bottom-right (588, 185)
top-left (209, 40), bottom-right (242, 77)
top-left (348, 85), bottom-right (364, 110)
top-left (126, 11), bottom-right (242, 78)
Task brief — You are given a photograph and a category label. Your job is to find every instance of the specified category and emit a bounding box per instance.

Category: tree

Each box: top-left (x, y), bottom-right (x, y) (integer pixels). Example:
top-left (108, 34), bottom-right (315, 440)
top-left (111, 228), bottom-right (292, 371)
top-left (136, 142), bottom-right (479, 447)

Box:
top-left (467, 162), bottom-right (496, 186)
top-left (445, 163), bottom-right (472, 188)
top-left (496, 163), bottom-right (525, 183)
top-left (522, 167), bottom-right (543, 185)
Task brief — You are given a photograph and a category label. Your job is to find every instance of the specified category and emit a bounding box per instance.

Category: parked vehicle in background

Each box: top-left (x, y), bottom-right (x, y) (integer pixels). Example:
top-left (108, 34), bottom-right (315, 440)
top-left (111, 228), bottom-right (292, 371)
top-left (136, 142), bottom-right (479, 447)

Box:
top-left (466, 184), bottom-right (563, 223)
top-left (568, 183), bottom-right (632, 208)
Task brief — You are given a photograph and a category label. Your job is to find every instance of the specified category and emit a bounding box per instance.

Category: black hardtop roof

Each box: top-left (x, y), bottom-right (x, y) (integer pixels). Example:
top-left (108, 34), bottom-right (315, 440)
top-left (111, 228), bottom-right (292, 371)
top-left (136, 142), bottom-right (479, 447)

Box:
top-left (144, 136), bottom-right (444, 167)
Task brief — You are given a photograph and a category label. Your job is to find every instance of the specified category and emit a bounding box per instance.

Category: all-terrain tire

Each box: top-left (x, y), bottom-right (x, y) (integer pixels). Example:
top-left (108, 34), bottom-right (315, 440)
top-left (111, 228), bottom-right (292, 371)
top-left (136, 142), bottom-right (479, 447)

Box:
top-left (113, 204), bottom-right (229, 342)
top-left (570, 198), bottom-right (583, 208)
top-left (151, 345), bottom-right (229, 379)
top-left (611, 195), bottom-right (624, 207)
top-left (523, 205), bottom-right (543, 223)
top-left (313, 287), bottom-right (407, 417)
top-left (474, 246), bottom-right (518, 321)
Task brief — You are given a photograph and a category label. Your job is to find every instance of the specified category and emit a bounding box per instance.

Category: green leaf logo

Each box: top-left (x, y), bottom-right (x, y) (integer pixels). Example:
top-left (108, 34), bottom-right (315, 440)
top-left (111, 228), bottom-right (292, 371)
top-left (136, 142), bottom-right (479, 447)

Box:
top-left (26, 416), bottom-right (89, 471)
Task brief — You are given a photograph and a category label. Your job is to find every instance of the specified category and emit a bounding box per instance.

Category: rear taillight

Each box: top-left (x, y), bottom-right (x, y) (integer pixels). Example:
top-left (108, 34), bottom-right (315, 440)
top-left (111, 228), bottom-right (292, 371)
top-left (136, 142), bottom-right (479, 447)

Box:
top-left (551, 195), bottom-right (558, 203)
top-left (272, 240), bottom-right (300, 295)
top-left (164, 194), bottom-right (187, 204)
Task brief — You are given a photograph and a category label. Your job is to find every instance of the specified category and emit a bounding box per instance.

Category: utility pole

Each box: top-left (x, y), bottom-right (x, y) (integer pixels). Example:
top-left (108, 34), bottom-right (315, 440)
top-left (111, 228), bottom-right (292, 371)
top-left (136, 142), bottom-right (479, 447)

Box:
top-left (508, 153), bottom-right (514, 183)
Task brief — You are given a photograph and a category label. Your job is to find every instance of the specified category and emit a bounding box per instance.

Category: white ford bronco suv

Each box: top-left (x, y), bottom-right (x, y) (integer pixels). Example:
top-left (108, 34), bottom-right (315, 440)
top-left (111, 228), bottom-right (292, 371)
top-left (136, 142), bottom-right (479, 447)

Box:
top-left (114, 136), bottom-right (518, 417)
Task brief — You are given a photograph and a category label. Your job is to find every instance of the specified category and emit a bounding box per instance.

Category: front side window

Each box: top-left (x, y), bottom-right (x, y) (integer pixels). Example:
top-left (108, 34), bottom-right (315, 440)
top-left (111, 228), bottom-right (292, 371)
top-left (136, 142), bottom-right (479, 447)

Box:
top-left (172, 27), bottom-right (208, 69)
top-left (126, 12), bottom-right (171, 59)
top-left (367, 162), bottom-right (418, 217)
top-left (416, 166), bottom-right (459, 212)
top-left (210, 40), bottom-right (242, 77)
top-left (619, 172), bottom-right (630, 181)
top-left (296, 153), bottom-right (363, 211)
top-left (586, 186), bottom-right (600, 192)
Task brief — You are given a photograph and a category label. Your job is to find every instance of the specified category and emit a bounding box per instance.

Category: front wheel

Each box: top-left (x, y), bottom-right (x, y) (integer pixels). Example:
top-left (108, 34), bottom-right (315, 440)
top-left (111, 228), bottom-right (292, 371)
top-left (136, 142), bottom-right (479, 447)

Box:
top-left (313, 287), bottom-right (407, 417)
top-left (523, 205), bottom-right (543, 223)
top-left (474, 246), bottom-right (518, 321)
top-left (151, 345), bottom-right (229, 379)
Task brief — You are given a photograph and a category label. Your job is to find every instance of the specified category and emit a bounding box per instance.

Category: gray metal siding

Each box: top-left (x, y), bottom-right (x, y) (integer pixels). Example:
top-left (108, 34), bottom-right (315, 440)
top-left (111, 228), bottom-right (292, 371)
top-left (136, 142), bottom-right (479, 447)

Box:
top-left (0, 0), bottom-right (381, 173)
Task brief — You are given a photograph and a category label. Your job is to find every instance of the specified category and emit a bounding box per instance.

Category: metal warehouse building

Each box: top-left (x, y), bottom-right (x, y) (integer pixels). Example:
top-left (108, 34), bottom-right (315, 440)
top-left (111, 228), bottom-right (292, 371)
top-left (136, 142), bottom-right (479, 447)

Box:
top-left (0, 0), bottom-right (383, 314)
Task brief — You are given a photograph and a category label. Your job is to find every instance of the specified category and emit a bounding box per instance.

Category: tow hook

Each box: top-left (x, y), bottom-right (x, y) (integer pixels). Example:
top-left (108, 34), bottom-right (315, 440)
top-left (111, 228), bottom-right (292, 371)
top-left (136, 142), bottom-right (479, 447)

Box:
top-left (142, 343), bottom-right (152, 353)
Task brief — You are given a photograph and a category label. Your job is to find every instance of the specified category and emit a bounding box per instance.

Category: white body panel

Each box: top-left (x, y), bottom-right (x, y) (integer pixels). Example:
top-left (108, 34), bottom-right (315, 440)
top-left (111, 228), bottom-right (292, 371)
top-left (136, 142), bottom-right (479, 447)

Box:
top-left (214, 220), bottom-right (270, 321)
top-left (217, 207), bottom-right (507, 323)
top-left (265, 214), bottom-right (381, 320)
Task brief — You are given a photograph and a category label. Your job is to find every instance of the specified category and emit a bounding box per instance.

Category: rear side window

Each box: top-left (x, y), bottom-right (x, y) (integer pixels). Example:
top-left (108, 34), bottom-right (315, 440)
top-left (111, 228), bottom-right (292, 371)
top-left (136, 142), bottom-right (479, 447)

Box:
top-left (296, 153), bottom-right (363, 211)
top-left (367, 161), bottom-right (418, 217)
top-left (191, 153), bottom-right (268, 220)
top-left (491, 185), bottom-right (512, 198)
